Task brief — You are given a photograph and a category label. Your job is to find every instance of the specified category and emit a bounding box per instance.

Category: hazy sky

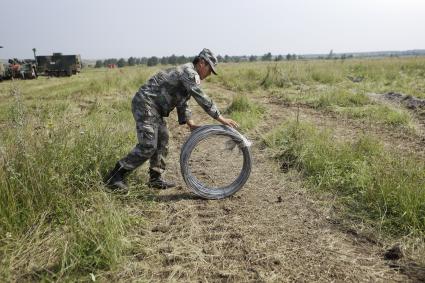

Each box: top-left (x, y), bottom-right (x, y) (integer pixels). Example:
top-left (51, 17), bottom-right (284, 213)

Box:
top-left (1, 0), bottom-right (424, 59)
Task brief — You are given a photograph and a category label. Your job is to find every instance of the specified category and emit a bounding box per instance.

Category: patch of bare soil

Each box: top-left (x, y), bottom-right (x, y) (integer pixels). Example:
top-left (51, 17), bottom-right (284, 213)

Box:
top-left (383, 92), bottom-right (425, 111)
top-left (114, 84), bottom-right (424, 282)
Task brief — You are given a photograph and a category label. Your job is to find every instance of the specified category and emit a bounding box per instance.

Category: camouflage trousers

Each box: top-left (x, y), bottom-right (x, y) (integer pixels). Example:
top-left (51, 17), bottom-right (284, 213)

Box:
top-left (119, 94), bottom-right (169, 174)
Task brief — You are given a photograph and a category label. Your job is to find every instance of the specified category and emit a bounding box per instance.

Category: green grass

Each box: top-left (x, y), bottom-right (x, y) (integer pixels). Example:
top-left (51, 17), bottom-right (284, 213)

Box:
top-left (0, 99), bottom-right (129, 280)
top-left (309, 88), bottom-right (370, 108)
top-left (212, 57), bottom-right (425, 98)
top-left (334, 105), bottom-right (413, 127)
top-left (225, 94), bottom-right (265, 130)
top-left (209, 58), bottom-right (425, 128)
top-left (263, 120), bottom-right (425, 237)
top-left (0, 67), bottom-right (157, 281)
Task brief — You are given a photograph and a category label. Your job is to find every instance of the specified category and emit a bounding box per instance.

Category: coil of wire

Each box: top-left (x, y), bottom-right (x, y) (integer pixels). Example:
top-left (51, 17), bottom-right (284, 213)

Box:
top-left (180, 125), bottom-right (252, 199)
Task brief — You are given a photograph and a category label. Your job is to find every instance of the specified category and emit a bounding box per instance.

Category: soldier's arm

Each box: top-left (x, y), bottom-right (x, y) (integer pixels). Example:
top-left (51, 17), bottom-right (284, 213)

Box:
top-left (176, 100), bottom-right (192, 125)
top-left (181, 70), bottom-right (220, 119)
top-left (188, 85), bottom-right (221, 119)
top-left (184, 86), bottom-right (239, 129)
top-left (181, 71), bottom-right (238, 129)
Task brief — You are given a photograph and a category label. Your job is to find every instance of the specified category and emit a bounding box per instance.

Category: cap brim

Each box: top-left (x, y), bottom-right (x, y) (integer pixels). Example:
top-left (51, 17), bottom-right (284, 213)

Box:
top-left (207, 59), bottom-right (217, 75)
top-left (201, 55), bottom-right (218, 75)
top-left (210, 64), bottom-right (217, 75)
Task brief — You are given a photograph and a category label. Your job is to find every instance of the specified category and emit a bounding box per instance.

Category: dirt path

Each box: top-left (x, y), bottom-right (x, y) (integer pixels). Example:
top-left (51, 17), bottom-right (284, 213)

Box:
top-left (116, 83), bottom-right (416, 282)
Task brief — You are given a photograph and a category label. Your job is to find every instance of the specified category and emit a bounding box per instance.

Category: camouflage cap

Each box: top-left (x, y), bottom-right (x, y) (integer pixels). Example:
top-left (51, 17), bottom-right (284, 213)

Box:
top-left (199, 48), bottom-right (218, 75)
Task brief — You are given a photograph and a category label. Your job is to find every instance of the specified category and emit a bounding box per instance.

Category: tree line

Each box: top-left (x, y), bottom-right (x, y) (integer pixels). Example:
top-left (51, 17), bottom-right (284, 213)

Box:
top-left (94, 53), bottom-right (301, 68)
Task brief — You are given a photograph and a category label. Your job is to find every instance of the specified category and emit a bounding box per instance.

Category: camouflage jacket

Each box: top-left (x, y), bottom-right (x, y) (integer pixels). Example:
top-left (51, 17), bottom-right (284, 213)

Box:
top-left (134, 63), bottom-right (220, 124)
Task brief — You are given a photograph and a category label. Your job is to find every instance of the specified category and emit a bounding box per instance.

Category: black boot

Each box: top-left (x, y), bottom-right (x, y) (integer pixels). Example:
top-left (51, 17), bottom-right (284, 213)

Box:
top-left (104, 162), bottom-right (131, 194)
top-left (148, 170), bottom-right (176, 190)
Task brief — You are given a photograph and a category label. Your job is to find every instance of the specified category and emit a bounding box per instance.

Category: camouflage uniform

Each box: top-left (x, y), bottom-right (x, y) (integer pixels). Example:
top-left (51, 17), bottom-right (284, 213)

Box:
top-left (118, 62), bottom-right (221, 174)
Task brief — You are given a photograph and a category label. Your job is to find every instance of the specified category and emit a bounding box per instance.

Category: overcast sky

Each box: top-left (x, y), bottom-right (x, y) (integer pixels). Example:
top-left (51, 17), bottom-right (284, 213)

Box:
top-left (1, 0), bottom-right (424, 59)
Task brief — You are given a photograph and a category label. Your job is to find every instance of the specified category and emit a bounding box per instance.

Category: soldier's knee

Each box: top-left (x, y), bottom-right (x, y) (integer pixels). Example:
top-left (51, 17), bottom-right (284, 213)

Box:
top-left (161, 131), bottom-right (169, 143)
top-left (157, 126), bottom-right (169, 146)
top-left (136, 143), bottom-right (157, 158)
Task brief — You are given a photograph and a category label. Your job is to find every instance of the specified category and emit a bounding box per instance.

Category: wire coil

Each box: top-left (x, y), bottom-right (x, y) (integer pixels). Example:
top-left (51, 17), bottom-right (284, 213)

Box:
top-left (180, 125), bottom-right (252, 199)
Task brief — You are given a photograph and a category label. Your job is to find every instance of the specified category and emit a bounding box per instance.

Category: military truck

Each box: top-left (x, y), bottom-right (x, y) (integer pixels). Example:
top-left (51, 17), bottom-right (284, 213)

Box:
top-left (36, 53), bottom-right (82, 77)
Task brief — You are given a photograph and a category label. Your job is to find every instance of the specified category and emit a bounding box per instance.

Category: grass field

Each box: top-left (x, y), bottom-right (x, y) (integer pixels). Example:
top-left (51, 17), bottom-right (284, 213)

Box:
top-left (1, 57), bottom-right (424, 280)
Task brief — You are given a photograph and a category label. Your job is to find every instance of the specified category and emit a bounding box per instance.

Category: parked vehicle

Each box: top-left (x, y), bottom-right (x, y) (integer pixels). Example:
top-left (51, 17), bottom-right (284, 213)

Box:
top-left (8, 59), bottom-right (37, 79)
top-left (36, 53), bottom-right (82, 77)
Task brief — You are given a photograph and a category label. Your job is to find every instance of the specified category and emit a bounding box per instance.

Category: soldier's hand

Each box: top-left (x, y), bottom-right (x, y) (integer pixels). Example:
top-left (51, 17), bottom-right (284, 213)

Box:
top-left (187, 119), bottom-right (200, 132)
top-left (217, 115), bottom-right (239, 128)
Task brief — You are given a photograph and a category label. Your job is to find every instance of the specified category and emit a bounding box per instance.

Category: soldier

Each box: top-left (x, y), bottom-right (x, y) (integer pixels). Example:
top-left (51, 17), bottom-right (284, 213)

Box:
top-left (104, 48), bottom-right (238, 193)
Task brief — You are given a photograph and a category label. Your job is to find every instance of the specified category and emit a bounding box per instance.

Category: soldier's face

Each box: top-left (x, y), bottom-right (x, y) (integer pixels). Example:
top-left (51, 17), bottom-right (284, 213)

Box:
top-left (199, 60), bottom-right (212, 80)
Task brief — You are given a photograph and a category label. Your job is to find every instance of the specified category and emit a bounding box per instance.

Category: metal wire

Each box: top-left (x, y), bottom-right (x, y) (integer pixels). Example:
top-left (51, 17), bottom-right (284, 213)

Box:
top-left (180, 125), bottom-right (252, 199)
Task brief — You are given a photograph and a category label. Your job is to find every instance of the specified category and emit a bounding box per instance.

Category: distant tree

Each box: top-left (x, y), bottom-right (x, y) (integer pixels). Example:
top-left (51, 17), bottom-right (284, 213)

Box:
top-left (160, 56), bottom-right (168, 65)
top-left (135, 58), bottom-right (141, 65)
top-left (217, 55), bottom-right (224, 63)
top-left (275, 55), bottom-right (283, 61)
top-left (327, 49), bottom-right (334, 59)
top-left (249, 55), bottom-right (257, 62)
top-left (224, 55), bottom-right (230, 63)
top-left (128, 57), bottom-right (136, 66)
top-left (168, 54), bottom-right (177, 65)
top-left (176, 56), bottom-right (187, 64)
top-left (117, 58), bottom-right (127, 67)
top-left (262, 52), bottom-right (272, 61)
top-left (285, 54), bottom-right (297, 61)
top-left (147, 56), bottom-right (159, 66)
top-left (95, 60), bottom-right (103, 68)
